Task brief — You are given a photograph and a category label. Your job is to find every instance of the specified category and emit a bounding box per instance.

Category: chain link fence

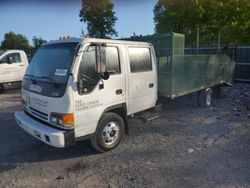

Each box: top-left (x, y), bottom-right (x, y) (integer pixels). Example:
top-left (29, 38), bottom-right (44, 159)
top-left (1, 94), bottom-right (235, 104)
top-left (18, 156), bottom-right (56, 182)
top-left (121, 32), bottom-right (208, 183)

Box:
top-left (185, 46), bottom-right (250, 82)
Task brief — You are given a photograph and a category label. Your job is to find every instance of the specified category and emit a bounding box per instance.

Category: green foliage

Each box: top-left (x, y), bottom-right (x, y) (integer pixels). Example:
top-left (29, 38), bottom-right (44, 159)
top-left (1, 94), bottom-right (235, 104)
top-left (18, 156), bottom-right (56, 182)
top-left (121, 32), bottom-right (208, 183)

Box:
top-left (79, 0), bottom-right (118, 38)
top-left (154, 0), bottom-right (250, 45)
top-left (32, 36), bottom-right (47, 49)
top-left (1, 31), bottom-right (31, 50)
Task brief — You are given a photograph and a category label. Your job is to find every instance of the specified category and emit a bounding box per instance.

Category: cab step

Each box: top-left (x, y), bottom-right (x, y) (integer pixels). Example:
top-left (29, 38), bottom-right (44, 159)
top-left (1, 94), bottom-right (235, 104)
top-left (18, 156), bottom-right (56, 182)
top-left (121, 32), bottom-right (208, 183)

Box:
top-left (140, 112), bottom-right (160, 122)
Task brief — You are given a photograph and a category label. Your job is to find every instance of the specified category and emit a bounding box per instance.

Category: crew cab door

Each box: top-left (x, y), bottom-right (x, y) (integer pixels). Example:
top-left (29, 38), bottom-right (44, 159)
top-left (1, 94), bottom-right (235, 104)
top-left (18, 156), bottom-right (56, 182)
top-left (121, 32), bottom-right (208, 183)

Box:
top-left (126, 46), bottom-right (157, 114)
top-left (0, 52), bottom-right (23, 83)
top-left (74, 43), bottom-right (126, 137)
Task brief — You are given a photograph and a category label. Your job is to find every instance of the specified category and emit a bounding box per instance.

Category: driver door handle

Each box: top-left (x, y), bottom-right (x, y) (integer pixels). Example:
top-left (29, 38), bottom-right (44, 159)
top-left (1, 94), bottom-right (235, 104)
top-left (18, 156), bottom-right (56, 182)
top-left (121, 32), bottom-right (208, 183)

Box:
top-left (149, 83), bottom-right (154, 88)
top-left (116, 89), bottom-right (122, 95)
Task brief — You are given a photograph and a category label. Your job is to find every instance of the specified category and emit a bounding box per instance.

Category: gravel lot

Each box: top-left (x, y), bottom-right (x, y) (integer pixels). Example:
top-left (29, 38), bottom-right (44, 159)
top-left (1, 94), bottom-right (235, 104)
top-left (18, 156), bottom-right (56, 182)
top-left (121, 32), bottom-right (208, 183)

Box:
top-left (0, 83), bottom-right (249, 188)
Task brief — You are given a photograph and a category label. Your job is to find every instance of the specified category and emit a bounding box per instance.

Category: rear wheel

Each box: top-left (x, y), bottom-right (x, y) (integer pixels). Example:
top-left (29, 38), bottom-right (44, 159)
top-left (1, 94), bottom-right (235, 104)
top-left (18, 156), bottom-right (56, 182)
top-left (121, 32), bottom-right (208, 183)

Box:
top-left (198, 88), bottom-right (212, 107)
top-left (91, 112), bottom-right (125, 152)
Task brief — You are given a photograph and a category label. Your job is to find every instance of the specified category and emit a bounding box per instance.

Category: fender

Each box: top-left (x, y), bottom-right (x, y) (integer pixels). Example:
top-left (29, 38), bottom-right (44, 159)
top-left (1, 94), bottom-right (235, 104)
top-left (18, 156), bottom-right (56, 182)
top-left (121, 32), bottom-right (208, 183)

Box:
top-left (97, 103), bottom-right (129, 134)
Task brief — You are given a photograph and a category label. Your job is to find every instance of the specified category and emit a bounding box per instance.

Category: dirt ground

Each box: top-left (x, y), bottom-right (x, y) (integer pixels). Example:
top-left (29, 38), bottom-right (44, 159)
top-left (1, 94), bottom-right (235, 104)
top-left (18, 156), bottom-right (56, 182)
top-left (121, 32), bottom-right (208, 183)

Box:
top-left (0, 83), bottom-right (249, 188)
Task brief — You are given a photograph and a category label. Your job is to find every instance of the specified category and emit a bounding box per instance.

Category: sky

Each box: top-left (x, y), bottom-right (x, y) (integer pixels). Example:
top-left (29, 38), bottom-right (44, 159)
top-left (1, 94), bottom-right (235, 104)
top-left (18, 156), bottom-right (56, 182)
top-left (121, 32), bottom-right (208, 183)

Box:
top-left (0, 0), bottom-right (158, 45)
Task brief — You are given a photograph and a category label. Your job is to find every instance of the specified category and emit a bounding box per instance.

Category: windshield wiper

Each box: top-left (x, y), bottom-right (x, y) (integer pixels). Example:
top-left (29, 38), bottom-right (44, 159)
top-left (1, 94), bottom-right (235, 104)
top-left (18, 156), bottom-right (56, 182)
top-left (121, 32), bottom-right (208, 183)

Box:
top-left (36, 76), bottom-right (61, 88)
top-left (25, 74), bottom-right (37, 84)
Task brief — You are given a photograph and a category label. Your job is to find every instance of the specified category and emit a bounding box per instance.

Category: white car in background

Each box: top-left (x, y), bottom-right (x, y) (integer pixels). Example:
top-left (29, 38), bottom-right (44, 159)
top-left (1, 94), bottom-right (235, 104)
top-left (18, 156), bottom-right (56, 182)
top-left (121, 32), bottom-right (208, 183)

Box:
top-left (0, 50), bottom-right (29, 93)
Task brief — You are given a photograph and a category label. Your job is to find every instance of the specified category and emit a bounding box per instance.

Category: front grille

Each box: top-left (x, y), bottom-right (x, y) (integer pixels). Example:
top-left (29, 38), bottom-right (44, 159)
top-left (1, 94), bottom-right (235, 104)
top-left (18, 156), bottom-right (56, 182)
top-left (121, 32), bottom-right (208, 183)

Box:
top-left (29, 106), bottom-right (48, 121)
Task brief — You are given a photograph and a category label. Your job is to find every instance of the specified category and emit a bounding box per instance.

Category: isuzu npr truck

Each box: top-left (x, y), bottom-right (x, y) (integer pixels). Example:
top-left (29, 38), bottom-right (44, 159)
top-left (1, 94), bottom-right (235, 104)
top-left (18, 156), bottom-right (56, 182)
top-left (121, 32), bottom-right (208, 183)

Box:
top-left (15, 33), bottom-right (235, 152)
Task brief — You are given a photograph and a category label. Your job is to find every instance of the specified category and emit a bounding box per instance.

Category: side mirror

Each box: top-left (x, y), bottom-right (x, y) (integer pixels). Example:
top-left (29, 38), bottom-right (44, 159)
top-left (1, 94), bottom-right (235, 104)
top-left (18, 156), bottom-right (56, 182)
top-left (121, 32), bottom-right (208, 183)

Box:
top-left (95, 45), bottom-right (108, 75)
top-left (101, 71), bottom-right (110, 80)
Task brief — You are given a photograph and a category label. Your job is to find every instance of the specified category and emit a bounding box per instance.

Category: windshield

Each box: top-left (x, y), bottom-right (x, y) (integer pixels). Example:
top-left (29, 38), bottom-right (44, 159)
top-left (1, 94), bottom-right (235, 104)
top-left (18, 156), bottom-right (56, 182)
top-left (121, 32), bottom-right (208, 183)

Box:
top-left (0, 51), bottom-right (5, 57)
top-left (25, 42), bottom-right (79, 84)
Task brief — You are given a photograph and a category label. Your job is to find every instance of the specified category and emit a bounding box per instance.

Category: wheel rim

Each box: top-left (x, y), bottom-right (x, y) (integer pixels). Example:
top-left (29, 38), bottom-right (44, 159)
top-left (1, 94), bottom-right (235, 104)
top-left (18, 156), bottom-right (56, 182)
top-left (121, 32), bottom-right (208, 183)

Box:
top-left (102, 121), bottom-right (119, 145)
top-left (206, 91), bottom-right (211, 106)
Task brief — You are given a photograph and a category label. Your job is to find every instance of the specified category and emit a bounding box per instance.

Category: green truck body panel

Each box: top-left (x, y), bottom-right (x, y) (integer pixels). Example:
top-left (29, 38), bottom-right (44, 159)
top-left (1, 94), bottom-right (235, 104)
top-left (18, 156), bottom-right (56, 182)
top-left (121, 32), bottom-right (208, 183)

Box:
top-left (158, 54), bottom-right (235, 98)
top-left (130, 32), bottom-right (235, 98)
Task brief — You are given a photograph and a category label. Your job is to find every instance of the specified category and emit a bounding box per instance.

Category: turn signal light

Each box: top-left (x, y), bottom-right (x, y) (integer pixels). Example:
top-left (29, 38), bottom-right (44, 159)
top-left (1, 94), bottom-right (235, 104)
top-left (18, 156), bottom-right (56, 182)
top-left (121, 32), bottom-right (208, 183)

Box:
top-left (62, 113), bottom-right (74, 125)
top-left (50, 113), bottom-right (74, 129)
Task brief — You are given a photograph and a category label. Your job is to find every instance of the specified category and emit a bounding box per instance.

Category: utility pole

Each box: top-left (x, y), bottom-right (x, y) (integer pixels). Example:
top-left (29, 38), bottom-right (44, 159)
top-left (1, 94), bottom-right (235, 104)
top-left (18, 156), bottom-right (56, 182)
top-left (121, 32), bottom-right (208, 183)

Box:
top-left (196, 27), bottom-right (200, 55)
top-left (217, 31), bottom-right (221, 54)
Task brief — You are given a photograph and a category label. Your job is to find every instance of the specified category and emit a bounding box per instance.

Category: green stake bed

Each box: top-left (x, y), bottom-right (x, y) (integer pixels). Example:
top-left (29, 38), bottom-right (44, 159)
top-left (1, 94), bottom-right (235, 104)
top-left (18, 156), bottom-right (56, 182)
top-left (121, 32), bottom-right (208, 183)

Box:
top-left (129, 32), bottom-right (235, 99)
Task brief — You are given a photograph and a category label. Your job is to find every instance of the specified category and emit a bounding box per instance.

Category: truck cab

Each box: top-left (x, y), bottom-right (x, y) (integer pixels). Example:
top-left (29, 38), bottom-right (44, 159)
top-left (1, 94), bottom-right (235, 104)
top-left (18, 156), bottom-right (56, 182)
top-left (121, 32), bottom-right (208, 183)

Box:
top-left (15, 37), bottom-right (157, 152)
top-left (0, 50), bottom-right (29, 93)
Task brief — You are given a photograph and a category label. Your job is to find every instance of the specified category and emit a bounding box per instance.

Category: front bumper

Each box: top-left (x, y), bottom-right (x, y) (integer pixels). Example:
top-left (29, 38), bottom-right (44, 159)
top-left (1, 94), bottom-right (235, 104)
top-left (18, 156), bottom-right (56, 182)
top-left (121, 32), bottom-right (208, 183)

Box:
top-left (15, 111), bottom-right (75, 148)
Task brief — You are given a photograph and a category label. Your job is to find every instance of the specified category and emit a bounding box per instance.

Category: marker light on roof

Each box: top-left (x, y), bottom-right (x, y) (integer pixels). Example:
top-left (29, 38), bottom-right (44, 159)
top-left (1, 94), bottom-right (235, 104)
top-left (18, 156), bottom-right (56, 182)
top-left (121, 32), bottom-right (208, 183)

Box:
top-left (59, 36), bottom-right (71, 40)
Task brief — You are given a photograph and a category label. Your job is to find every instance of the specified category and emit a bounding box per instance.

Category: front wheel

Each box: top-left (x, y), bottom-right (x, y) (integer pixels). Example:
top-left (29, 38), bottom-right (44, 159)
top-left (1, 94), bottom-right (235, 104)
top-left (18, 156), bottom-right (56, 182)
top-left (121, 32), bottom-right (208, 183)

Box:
top-left (90, 112), bottom-right (125, 152)
top-left (198, 88), bottom-right (212, 107)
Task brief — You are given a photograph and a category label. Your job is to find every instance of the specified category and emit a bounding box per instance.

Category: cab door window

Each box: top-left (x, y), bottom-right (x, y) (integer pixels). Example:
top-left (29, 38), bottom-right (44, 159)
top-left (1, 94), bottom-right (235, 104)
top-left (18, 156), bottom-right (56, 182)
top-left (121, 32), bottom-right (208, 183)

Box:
top-left (0, 53), bottom-right (21, 64)
top-left (106, 46), bottom-right (120, 75)
top-left (78, 45), bottom-right (100, 94)
top-left (78, 45), bottom-right (121, 95)
top-left (128, 47), bottom-right (152, 73)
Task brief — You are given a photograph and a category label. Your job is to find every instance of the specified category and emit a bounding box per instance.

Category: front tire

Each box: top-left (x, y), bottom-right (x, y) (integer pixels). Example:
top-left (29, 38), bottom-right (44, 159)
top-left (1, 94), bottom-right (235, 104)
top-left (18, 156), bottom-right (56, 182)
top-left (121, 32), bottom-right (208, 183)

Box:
top-left (91, 112), bottom-right (125, 152)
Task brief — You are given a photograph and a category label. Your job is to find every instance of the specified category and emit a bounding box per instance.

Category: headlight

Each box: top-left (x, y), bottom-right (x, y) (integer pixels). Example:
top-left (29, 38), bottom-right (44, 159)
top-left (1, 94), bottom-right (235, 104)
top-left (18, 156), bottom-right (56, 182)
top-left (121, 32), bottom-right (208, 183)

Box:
top-left (50, 113), bottom-right (74, 129)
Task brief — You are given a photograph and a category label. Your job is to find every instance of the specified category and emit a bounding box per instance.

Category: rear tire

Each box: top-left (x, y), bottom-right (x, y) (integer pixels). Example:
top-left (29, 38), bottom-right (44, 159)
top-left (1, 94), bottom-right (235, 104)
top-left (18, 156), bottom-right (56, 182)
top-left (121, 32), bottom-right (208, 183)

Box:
top-left (198, 88), bottom-right (212, 107)
top-left (90, 112), bottom-right (125, 152)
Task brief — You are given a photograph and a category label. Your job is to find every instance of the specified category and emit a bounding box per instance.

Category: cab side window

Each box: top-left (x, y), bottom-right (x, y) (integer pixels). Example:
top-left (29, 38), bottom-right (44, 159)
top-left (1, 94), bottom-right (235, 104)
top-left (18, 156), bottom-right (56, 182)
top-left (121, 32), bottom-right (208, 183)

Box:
top-left (78, 45), bottom-right (121, 95)
top-left (106, 47), bottom-right (120, 75)
top-left (128, 47), bottom-right (152, 73)
top-left (78, 45), bottom-right (100, 94)
top-left (1, 53), bottom-right (21, 63)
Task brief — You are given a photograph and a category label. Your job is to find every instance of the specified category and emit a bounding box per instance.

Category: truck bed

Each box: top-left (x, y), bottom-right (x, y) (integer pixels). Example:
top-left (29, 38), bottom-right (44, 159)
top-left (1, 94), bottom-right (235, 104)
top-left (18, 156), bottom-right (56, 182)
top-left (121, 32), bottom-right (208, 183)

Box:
top-left (158, 54), bottom-right (235, 98)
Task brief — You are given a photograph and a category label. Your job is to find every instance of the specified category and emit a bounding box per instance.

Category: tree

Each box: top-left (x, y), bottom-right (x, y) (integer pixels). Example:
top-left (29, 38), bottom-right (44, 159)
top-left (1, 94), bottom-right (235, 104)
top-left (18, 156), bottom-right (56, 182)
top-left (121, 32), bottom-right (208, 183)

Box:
top-left (153, 0), bottom-right (250, 46)
top-left (1, 31), bottom-right (31, 50)
top-left (79, 0), bottom-right (118, 38)
top-left (32, 36), bottom-right (47, 49)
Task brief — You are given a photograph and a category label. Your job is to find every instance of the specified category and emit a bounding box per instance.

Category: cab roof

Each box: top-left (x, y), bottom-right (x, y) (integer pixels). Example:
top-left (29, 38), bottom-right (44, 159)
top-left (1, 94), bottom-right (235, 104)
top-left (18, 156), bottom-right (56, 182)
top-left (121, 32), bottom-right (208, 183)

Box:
top-left (44, 37), bottom-right (151, 46)
top-left (44, 38), bottom-right (82, 45)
